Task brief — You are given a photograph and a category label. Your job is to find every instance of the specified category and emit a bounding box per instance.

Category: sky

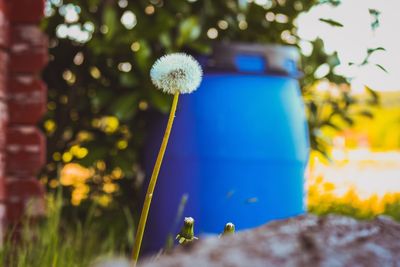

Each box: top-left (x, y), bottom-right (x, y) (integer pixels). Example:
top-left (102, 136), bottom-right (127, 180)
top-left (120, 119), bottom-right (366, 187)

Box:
top-left (297, 0), bottom-right (400, 92)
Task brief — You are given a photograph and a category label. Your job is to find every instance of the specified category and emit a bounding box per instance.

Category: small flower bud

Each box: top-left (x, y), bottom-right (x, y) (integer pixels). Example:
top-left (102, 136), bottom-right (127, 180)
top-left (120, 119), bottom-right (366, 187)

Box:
top-left (176, 217), bottom-right (198, 245)
top-left (222, 222), bottom-right (235, 236)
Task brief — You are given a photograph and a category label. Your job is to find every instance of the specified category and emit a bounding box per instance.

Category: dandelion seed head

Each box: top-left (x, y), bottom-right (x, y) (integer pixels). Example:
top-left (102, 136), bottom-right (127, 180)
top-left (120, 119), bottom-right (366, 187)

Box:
top-left (150, 53), bottom-right (202, 94)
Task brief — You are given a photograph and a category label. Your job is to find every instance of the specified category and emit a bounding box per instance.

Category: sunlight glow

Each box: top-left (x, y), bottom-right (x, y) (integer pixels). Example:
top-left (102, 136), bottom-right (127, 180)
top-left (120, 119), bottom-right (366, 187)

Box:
top-left (298, 0), bottom-right (400, 91)
top-left (312, 149), bottom-right (400, 199)
top-left (121, 11), bottom-right (137, 30)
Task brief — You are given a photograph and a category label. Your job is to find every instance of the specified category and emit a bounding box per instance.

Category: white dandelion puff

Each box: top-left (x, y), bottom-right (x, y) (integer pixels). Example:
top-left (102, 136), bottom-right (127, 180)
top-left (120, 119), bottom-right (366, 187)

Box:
top-left (150, 53), bottom-right (203, 94)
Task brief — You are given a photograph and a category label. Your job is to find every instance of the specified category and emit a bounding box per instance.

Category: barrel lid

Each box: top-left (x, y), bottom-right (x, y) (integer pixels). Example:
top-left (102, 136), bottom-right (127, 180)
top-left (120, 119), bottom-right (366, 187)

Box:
top-left (199, 42), bottom-right (301, 78)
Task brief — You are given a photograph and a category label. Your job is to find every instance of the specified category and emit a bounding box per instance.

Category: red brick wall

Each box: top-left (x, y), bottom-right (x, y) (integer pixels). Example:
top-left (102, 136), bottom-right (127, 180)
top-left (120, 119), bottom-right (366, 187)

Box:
top-left (0, 0), bottom-right (47, 237)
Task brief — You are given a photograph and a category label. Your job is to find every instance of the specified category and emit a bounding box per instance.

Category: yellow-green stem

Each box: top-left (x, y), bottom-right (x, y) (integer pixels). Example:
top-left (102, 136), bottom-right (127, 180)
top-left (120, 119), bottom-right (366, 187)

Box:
top-left (131, 92), bottom-right (180, 266)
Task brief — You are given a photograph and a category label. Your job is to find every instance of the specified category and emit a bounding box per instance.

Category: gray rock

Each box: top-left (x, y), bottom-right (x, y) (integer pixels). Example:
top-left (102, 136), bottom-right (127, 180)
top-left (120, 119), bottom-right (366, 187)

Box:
top-left (140, 214), bottom-right (400, 267)
top-left (91, 257), bottom-right (130, 267)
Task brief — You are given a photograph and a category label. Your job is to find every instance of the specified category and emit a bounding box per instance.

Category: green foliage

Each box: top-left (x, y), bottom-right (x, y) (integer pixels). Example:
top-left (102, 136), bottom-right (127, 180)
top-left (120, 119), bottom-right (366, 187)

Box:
top-left (318, 18), bottom-right (344, 27)
top-left (41, 0), bottom-right (378, 210)
top-left (310, 199), bottom-right (400, 222)
top-left (369, 8), bottom-right (381, 30)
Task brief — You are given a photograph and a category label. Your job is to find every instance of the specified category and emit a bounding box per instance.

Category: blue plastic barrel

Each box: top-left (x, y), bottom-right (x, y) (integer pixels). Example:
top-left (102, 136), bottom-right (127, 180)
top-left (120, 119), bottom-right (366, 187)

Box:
top-left (143, 43), bottom-right (309, 251)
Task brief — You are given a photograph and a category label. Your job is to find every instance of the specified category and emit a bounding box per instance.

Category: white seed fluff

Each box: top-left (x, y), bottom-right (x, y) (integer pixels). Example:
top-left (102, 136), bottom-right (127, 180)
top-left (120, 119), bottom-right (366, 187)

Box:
top-left (150, 53), bottom-right (202, 94)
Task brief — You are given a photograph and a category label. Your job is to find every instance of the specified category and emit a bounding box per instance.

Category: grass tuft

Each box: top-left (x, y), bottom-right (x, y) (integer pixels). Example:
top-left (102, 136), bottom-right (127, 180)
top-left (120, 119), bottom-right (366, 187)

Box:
top-left (0, 191), bottom-right (134, 267)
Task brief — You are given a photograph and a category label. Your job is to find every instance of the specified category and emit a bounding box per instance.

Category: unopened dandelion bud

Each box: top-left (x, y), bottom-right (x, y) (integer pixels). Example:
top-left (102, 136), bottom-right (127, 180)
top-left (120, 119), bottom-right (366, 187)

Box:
top-left (176, 217), bottom-right (198, 245)
top-left (222, 222), bottom-right (235, 236)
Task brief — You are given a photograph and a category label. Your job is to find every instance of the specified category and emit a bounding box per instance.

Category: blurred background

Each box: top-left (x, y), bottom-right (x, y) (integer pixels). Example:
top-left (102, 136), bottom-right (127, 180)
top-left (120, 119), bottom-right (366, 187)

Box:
top-left (0, 0), bottom-right (391, 260)
top-left (2, 0), bottom-right (399, 265)
top-left (39, 0), bottom-right (400, 221)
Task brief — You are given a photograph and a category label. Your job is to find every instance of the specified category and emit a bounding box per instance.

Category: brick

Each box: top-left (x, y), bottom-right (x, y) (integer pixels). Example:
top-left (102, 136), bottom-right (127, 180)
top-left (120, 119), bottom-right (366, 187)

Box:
top-left (0, 151), bottom-right (3, 204)
top-left (0, 151), bottom-right (4, 177)
top-left (0, 50), bottom-right (8, 98)
top-left (0, 0), bottom-right (9, 48)
top-left (6, 126), bottom-right (46, 176)
top-left (0, 176), bottom-right (4, 202)
top-left (9, 0), bottom-right (44, 23)
top-left (8, 75), bottom-right (47, 124)
top-left (0, 153), bottom-right (5, 200)
top-left (5, 178), bottom-right (45, 222)
top-left (0, 100), bottom-right (7, 149)
top-left (10, 25), bottom-right (48, 73)
top-left (0, 203), bottom-right (5, 241)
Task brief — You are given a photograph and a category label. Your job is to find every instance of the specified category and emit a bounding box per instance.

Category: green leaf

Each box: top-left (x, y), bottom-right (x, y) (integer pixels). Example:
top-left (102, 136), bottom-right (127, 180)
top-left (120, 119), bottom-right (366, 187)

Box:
top-left (369, 9), bottom-right (380, 30)
top-left (367, 47), bottom-right (386, 55)
top-left (109, 93), bottom-right (139, 120)
top-left (103, 5), bottom-right (118, 40)
top-left (357, 110), bottom-right (374, 119)
top-left (320, 121), bottom-right (342, 131)
top-left (119, 73), bottom-right (138, 88)
top-left (188, 42), bottom-right (212, 54)
top-left (111, 152), bottom-right (136, 176)
top-left (88, 0), bottom-right (101, 8)
top-left (342, 116), bottom-right (354, 126)
top-left (176, 16), bottom-right (201, 47)
top-left (375, 64), bottom-right (388, 73)
top-left (319, 0), bottom-right (341, 6)
top-left (149, 90), bottom-right (171, 113)
top-left (365, 86), bottom-right (380, 105)
top-left (91, 89), bottom-right (114, 110)
top-left (159, 33), bottom-right (173, 51)
top-left (77, 145), bottom-right (109, 167)
top-left (319, 18), bottom-right (344, 27)
top-left (134, 40), bottom-right (151, 72)
top-left (369, 9), bottom-right (380, 16)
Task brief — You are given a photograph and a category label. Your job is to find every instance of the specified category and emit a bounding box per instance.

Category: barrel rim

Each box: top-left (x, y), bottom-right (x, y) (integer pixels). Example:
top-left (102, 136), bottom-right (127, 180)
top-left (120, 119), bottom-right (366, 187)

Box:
top-left (198, 42), bottom-right (302, 78)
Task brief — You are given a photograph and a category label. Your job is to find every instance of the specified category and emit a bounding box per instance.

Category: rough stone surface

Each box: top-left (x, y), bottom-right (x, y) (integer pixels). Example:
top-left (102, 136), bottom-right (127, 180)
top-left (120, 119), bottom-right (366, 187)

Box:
top-left (140, 214), bottom-right (400, 267)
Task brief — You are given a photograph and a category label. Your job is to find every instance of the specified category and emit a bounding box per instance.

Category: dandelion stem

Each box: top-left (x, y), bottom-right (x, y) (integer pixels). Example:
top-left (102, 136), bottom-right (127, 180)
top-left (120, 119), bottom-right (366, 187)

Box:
top-left (132, 92), bottom-right (180, 266)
